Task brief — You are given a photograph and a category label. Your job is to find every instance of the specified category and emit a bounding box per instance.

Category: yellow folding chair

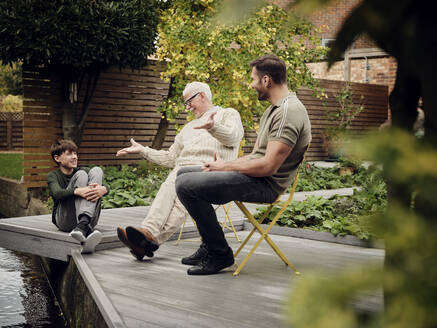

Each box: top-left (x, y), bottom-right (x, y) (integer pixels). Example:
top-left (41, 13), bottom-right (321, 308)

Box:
top-left (232, 147), bottom-right (309, 276)
top-left (175, 203), bottom-right (241, 245)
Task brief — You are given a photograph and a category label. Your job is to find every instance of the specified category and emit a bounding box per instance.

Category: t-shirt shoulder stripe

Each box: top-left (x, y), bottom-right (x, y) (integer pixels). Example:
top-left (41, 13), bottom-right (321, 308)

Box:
top-left (276, 97), bottom-right (289, 137)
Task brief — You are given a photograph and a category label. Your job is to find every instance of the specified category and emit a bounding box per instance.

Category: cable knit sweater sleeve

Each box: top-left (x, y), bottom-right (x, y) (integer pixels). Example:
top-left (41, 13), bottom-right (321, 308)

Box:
top-left (139, 133), bottom-right (183, 168)
top-left (207, 108), bottom-right (244, 147)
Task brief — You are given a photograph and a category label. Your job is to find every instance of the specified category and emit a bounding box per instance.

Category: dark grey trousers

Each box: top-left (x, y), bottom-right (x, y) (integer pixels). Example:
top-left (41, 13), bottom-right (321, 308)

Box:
top-left (175, 166), bottom-right (278, 255)
top-left (55, 167), bottom-right (104, 232)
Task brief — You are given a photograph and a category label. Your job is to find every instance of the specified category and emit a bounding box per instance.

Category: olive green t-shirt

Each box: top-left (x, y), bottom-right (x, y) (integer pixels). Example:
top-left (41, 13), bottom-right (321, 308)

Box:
top-left (249, 92), bottom-right (311, 194)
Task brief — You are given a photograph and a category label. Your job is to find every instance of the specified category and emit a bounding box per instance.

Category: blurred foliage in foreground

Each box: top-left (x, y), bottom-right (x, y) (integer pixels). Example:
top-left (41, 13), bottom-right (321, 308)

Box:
top-left (286, 129), bottom-right (437, 327)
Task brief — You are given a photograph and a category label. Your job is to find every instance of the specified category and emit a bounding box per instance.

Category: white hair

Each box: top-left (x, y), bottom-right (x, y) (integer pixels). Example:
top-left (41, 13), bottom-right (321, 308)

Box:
top-left (183, 82), bottom-right (212, 101)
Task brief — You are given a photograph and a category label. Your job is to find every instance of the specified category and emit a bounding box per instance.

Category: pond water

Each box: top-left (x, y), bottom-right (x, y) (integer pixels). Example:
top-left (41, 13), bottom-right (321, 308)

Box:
top-left (0, 247), bottom-right (66, 328)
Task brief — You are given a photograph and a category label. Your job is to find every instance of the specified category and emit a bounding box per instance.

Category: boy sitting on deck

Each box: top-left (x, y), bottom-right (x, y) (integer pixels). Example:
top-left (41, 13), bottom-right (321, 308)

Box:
top-left (47, 140), bottom-right (109, 253)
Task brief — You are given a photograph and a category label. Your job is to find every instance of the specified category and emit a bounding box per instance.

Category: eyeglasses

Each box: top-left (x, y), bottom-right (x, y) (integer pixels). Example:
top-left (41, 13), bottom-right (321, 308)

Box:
top-left (184, 92), bottom-right (200, 107)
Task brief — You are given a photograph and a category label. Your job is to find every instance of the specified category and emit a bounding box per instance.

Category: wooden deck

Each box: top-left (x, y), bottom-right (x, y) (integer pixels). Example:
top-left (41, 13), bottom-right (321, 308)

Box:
top-left (0, 205), bottom-right (245, 261)
top-left (0, 188), bottom-right (357, 262)
top-left (0, 188), bottom-right (384, 327)
top-left (82, 232), bottom-right (384, 328)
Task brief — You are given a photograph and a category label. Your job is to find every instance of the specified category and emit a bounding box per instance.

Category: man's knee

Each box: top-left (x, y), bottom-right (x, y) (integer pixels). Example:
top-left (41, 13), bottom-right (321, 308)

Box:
top-left (175, 174), bottom-right (188, 197)
top-left (176, 166), bottom-right (201, 177)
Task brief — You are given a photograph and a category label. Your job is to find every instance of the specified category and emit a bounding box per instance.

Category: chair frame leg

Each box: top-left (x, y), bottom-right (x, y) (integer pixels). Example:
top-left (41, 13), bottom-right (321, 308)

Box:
top-left (220, 203), bottom-right (241, 242)
top-left (175, 216), bottom-right (187, 246)
top-left (233, 200), bottom-right (300, 276)
top-left (175, 216), bottom-right (199, 245)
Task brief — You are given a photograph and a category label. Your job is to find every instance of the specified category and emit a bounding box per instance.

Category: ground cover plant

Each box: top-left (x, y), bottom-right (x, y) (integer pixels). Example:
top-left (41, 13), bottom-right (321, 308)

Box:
top-left (295, 159), bottom-right (368, 192)
top-left (100, 161), bottom-right (170, 209)
top-left (0, 153), bottom-right (22, 180)
top-left (258, 164), bottom-right (386, 240)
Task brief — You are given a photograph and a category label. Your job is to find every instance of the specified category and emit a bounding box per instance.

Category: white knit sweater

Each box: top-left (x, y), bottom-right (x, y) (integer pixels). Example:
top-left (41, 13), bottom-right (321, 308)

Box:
top-left (140, 106), bottom-right (244, 168)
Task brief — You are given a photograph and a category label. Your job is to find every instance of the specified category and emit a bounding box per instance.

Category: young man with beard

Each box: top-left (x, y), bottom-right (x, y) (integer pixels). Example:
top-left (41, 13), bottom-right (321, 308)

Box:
top-left (47, 140), bottom-right (108, 253)
top-left (175, 55), bottom-right (312, 275)
top-left (116, 82), bottom-right (244, 260)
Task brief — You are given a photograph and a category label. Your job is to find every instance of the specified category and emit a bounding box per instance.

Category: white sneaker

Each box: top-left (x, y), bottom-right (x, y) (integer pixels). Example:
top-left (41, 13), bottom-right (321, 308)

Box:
top-left (82, 230), bottom-right (103, 254)
top-left (69, 228), bottom-right (87, 243)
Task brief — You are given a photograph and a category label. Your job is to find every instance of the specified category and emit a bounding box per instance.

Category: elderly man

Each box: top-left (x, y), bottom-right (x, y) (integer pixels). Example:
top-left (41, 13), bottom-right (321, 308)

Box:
top-left (176, 55), bottom-right (312, 275)
top-left (116, 82), bottom-right (244, 260)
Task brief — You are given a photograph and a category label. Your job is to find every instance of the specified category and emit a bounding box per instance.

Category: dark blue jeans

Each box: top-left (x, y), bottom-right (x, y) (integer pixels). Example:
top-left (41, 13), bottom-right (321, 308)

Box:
top-left (175, 167), bottom-right (278, 255)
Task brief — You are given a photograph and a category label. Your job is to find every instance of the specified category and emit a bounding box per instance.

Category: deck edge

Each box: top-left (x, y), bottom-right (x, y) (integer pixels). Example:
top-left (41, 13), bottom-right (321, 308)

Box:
top-left (72, 249), bottom-right (127, 328)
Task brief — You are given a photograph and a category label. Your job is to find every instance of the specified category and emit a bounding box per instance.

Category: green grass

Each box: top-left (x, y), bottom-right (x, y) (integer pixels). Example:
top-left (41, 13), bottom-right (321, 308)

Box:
top-left (0, 153), bottom-right (23, 180)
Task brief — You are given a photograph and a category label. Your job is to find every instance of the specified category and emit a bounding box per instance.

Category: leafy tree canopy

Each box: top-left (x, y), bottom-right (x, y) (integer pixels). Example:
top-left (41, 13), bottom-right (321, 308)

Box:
top-left (156, 0), bottom-right (326, 128)
top-left (0, 61), bottom-right (22, 96)
top-left (0, 0), bottom-right (158, 77)
top-left (0, 0), bottom-right (159, 144)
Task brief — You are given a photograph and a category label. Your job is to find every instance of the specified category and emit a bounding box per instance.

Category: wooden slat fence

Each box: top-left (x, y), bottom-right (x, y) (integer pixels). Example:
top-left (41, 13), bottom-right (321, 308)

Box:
top-left (242, 79), bottom-right (389, 158)
top-left (23, 61), bottom-right (388, 188)
top-left (22, 61), bottom-right (176, 187)
top-left (0, 112), bottom-right (23, 150)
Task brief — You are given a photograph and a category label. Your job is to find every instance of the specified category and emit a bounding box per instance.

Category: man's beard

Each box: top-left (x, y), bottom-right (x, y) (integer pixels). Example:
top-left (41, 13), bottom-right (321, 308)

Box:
top-left (257, 89), bottom-right (269, 101)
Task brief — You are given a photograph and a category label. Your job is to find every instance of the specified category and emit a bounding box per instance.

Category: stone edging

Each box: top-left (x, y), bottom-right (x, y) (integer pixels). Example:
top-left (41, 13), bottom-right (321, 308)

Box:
top-left (244, 221), bottom-right (384, 249)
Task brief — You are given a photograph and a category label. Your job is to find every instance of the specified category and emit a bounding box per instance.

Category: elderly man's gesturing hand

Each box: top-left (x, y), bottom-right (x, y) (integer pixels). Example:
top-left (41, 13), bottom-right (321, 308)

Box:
top-left (194, 111), bottom-right (217, 130)
top-left (116, 138), bottom-right (143, 157)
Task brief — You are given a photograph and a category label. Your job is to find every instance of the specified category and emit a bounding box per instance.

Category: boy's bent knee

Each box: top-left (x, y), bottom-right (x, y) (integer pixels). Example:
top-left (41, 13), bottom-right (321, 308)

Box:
top-left (89, 166), bottom-right (104, 177)
top-left (73, 170), bottom-right (89, 183)
top-left (75, 170), bottom-right (88, 178)
top-left (89, 166), bottom-right (103, 174)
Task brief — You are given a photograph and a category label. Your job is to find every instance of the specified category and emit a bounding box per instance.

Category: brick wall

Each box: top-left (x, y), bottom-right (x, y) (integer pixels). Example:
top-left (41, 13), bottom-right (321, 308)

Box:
top-left (274, 0), bottom-right (375, 49)
top-left (308, 0), bottom-right (375, 49)
top-left (307, 56), bottom-right (397, 93)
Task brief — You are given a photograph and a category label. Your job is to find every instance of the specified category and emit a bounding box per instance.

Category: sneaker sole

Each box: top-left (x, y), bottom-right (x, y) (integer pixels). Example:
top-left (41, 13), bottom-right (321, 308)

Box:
top-left (126, 227), bottom-right (159, 258)
top-left (69, 230), bottom-right (86, 243)
top-left (181, 258), bottom-right (203, 266)
top-left (82, 231), bottom-right (103, 254)
top-left (187, 259), bottom-right (235, 275)
top-left (117, 227), bottom-right (145, 261)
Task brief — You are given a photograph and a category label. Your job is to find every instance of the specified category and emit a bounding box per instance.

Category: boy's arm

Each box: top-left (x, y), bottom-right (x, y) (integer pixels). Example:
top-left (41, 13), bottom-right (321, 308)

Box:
top-left (46, 171), bottom-right (75, 200)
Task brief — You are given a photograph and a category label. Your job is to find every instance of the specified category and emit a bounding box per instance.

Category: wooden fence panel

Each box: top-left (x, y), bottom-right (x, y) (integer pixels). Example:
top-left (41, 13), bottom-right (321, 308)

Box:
top-left (22, 61), bottom-right (173, 187)
top-left (22, 62), bottom-right (388, 188)
top-left (241, 80), bottom-right (388, 158)
top-left (0, 112), bottom-right (23, 150)
top-left (298, 79), bottom-right (388, 160)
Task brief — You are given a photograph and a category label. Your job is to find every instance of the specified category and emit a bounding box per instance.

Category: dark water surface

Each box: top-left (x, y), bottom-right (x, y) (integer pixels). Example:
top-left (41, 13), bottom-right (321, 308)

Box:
top-left (0, 247), bottom-right (66, 328)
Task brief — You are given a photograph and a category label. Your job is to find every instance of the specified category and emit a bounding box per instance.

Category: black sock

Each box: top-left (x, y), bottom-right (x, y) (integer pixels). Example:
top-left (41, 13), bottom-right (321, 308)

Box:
top-left (78, 214), bottom-right (91, 225)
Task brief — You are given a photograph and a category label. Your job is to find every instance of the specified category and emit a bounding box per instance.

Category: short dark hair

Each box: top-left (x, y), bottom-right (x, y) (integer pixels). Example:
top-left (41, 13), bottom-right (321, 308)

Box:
top-left (250, 54), bottom-right (287, 85)
top-left (50, 139), bottom-right (78, 164)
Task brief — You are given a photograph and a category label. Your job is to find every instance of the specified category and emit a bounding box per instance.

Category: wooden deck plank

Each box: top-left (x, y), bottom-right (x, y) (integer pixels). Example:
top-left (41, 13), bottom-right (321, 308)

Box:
top-left (84, 232), bottom-right (384, 328)
top-left (0, 188), bottom-right (357, 262)
top-left (0, 205), bottom-right (245, 261)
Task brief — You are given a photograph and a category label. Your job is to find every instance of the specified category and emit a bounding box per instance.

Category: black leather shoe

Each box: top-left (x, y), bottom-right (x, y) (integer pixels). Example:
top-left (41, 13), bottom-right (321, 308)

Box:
top-left (187, 248), bottom-right (234, 275)
top-left (181, 244), bottom-right (208, 265)
top-left (126, 226), bottom-right (159, 258)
